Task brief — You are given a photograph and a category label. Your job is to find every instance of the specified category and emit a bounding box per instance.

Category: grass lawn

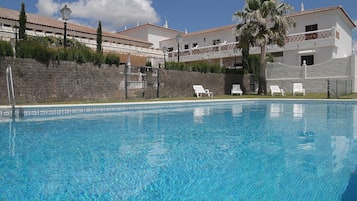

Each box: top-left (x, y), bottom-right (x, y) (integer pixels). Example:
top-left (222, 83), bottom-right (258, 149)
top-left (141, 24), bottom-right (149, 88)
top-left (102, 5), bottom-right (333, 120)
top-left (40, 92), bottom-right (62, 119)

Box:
top-left (15, 93), bottom-right (357, 106)
top-left (158, 93), bottom-right (357, 100)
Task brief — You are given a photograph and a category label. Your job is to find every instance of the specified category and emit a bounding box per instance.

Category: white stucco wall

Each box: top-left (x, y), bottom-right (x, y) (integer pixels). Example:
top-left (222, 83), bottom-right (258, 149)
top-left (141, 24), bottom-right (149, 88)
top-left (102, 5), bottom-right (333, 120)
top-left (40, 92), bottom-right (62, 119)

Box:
top-left (120, 25), bottom-right (181, 49)
top-left (352, 55), bottom-right (357, 92)
top-left (160, 25), bottom-right (236, 51)
top-left (267, 56), bottom-right (356, 93)
top-left (291, 9), bottom-right (339, 33)
top-left (283, 47), bottom-right (334, 66)
top-left (335, 15), bottom-right (354, 58)
top-left (121, 29), bottom-right (149, 44)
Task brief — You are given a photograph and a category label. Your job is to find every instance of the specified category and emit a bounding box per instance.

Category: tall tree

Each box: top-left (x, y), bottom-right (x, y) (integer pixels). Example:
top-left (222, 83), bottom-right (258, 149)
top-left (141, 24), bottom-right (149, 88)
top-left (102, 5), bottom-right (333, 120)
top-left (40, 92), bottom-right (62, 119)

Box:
top-left (18, 2), bottom-right (27, 40)
top-left (234, 0), bottom-right (295, 95)
top-left (234, 26), bottom-right (254, 92)
top-left (96, 20), bottom-right (102, 54)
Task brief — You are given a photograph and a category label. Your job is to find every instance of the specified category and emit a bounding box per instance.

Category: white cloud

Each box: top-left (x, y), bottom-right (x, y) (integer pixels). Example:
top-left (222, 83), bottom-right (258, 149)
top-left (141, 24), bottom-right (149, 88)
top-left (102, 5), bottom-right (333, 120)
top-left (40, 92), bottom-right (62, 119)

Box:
top-left (36, 0), bottom-right (160, 31)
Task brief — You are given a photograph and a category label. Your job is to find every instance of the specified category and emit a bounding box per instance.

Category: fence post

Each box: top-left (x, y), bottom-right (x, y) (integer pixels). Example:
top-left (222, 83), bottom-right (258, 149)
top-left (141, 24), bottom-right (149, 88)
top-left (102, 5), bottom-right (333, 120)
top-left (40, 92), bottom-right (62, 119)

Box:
top-left (125, 63), bottom-right (128, 99)
top-left (157, 68), bottom-right (160, 98)
top-left (302, 61), bottom-right (307, 79)
top-left (336, 80), bottom-right (338, 98)
top-left (327, 79), bottom-right (330, 99)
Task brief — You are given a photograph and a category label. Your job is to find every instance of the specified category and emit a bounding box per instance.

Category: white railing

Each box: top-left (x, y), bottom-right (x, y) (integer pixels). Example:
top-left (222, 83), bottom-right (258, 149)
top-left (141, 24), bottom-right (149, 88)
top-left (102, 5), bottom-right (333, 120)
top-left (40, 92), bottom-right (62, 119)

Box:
top-left (167, 28), bottom-right (334, 62)
top-left (3, 28), bottom-right (164, 58)
top-left (2, 27), bottom-right (335, 62)
top-left (285, 28), bottom-right (333, 43)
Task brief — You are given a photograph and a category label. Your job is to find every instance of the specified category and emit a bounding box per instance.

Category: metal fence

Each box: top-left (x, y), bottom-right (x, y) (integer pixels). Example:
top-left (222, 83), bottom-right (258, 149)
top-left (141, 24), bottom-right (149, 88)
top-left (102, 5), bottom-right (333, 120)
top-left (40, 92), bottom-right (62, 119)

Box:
top-left (327, 79), bottom-right (352, 98)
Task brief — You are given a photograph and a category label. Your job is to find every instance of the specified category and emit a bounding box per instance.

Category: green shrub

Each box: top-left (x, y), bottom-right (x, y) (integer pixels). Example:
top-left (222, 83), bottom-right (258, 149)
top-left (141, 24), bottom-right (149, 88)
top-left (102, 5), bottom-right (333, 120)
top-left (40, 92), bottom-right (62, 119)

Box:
top-left (105, 53), bottom-right (120, 66)
top-left (74, 46), bottom-right (93, 64)
top-left (57, 49), bottom-right (73, 61)
top-left (16, 39), bottom-right (57, 63)
top-left (34, 45), bottom-right (56, 63)
top-left (93, 53), bottom-right (104, 66)
top-left (0, 40), bottom-right (14, 57)
top-left (16, 40), bottom-right (36, 58)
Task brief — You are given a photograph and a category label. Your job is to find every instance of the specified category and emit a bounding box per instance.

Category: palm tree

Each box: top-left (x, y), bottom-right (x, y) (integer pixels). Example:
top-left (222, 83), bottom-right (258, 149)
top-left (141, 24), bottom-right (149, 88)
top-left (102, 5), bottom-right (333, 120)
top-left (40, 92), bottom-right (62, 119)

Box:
top-left (234, 13), bottom-right (256, 93)
top-left (234, 0), bottom-right (295, 95)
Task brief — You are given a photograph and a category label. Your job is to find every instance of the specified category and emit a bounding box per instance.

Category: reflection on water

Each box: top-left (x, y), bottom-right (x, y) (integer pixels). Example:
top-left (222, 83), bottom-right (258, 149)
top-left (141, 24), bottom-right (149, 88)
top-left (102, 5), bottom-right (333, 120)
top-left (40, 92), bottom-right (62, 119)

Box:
top-left (297, 131), bottom-right (315, 151)
top-left (193, 107), bottom-right (210, 123)
top-left (270, 103), bottom-right (283, 118)
top-left (332, 136), bottom-right (351, 172)
top-left (267, 102), bottom-right (357, 175)
top-left (1, 101), bottom-right (357, 200)
top-left (293, 104), bottom-right (304, 119)
top-left (232, 104), bottom-right (242, 117)
top-left (8, 119), bottom-right (16, 156)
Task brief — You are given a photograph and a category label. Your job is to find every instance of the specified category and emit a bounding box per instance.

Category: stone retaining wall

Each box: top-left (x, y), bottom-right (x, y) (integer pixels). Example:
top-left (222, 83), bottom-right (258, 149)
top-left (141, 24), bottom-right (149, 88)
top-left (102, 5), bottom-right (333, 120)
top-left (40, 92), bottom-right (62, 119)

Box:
top-left (0, 57), bottom-right (243, 104)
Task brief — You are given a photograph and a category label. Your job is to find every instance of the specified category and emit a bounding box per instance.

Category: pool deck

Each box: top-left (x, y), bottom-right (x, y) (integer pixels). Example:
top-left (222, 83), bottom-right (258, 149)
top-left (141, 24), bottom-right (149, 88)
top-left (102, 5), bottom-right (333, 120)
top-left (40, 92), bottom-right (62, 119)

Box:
top-left (0, 98), bottom-right (356, 119)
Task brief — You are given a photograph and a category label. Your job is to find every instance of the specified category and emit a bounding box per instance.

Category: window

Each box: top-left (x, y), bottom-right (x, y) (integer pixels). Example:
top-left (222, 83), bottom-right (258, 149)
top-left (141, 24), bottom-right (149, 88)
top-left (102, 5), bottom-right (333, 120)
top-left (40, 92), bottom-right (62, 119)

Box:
top-left (301, 55), bottom-right (314, 65)
top-left (305, 24), bottom-right (318, 40)
top-left (184, 44), bottom-right (189, 49)
top-left (213, 39), bottom-right (221, 45)
top-left (192, 43), bottom-right (198, 48)
top-left (167, 47), bottom-right (173, 52)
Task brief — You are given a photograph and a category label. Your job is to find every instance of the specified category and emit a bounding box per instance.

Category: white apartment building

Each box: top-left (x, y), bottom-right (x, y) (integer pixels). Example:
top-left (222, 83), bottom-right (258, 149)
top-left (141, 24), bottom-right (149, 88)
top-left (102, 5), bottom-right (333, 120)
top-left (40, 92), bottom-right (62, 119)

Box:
top-left (1, 6), bottom-right (354, 68)
top-left (1, 5), bottom-right (356, 92)
top-left (0, 7), bottom-right (163, 63)
top-left (155, 6), bottom-right (356, 68)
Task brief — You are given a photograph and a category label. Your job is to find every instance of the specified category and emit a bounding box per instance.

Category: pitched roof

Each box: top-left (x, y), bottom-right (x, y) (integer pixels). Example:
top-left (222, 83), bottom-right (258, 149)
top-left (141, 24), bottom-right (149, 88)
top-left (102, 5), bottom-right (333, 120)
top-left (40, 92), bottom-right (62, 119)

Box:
top-left (185, 24), bottom-right (236, 37)
top-left (289, 6), bottom-right (356, 28)
top-left (0, 7), bottom-right (152, 46)
top-left (120, 23), bottom-right (183, 34)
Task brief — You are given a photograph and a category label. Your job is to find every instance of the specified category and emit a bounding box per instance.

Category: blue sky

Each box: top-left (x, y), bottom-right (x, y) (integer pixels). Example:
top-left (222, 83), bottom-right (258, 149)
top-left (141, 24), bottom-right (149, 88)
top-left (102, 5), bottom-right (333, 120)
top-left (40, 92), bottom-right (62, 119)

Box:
top-left (0, 0), bottom-right (356, 49)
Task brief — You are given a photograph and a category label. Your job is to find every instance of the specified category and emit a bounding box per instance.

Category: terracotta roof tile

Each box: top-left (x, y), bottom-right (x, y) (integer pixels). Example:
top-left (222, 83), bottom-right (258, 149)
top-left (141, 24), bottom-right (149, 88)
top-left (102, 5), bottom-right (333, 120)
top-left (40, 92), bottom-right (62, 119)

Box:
top-left (120, 23), bottom-right (183, 34)
top-left (0, 7), bottom-right (152, 46)
top-left (185, 24), bottom-right (236, 37)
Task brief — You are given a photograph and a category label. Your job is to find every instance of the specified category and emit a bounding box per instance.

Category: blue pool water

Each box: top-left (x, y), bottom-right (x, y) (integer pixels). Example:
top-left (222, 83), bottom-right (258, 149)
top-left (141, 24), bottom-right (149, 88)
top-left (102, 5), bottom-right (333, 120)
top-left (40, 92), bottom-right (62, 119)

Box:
top-left (0, 100), bottom-right (357, 200)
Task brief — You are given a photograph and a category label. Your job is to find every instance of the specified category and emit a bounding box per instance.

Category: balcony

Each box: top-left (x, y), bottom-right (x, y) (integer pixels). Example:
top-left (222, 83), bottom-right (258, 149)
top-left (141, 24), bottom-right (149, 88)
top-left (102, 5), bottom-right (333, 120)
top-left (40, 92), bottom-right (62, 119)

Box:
top-left (166, 28), bottom-right (335, 63)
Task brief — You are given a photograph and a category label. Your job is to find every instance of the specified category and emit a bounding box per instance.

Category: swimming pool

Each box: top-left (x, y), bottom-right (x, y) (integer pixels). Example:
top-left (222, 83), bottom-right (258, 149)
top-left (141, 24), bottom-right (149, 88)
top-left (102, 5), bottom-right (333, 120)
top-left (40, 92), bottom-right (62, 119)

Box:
top-left (0, 100), bottom-right (356, 200)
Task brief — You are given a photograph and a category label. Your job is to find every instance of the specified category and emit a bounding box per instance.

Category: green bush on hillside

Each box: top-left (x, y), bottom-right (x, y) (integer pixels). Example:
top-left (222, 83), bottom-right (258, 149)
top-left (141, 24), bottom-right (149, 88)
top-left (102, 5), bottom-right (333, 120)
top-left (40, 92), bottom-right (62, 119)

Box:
top-left (165, 61), bottom-right (229, 74)
top-left (5, 36), bottom-right (120, 66)
top-left (0, 40), bottom-right (14, 57)
top-left (105, 53), bottom-right (120, 66)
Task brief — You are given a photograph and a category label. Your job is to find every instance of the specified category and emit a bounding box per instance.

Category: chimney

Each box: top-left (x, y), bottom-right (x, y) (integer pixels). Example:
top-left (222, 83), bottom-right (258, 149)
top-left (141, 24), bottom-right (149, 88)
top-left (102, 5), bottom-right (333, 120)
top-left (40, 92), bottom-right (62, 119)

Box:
top-left (301, 2), bottom-right (304, 12)
top-left (164, 20), bottom-right (168, 28)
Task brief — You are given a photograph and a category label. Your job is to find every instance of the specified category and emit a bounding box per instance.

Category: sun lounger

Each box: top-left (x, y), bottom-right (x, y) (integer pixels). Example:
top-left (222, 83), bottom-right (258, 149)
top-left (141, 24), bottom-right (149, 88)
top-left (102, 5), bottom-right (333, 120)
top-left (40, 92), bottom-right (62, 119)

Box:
top-left (193, 85), bottom-right (213, 98)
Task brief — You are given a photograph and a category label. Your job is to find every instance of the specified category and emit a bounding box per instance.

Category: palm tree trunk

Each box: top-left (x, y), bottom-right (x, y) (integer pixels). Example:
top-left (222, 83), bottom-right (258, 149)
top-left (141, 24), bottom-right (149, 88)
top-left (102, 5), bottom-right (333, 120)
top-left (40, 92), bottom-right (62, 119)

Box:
top-left (258, 45), bottom-right (267, 95)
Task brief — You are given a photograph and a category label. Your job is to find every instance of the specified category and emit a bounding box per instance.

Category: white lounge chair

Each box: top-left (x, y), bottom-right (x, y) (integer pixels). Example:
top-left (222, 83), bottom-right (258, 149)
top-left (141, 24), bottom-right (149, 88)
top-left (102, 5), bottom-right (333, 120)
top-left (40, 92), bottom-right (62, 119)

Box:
top-left (231, 84), bottom-right (243, 95)
top-left (193, 85), bottom-right (213, 98)
top-left (270, 85), bottom-right (285, 96)
top-left (293, 83), bottom-right (305, 96)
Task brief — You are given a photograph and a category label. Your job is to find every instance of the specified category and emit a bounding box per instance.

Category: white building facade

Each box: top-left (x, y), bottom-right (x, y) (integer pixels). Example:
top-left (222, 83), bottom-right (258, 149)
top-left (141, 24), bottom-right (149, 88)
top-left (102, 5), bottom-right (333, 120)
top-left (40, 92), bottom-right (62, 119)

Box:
top-left (0, 7), bottom-right (163, 61)
top-left (157, 6), bottom-right (355, 68)
top-left (1, 5), bottom-right (356, 92)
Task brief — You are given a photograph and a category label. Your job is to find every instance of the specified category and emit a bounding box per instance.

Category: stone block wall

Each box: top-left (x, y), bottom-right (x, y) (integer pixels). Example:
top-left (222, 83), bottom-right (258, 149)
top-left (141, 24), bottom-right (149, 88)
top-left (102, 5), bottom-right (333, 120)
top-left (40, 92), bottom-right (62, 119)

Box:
top-left (0, 57), bottom-right (243, 104)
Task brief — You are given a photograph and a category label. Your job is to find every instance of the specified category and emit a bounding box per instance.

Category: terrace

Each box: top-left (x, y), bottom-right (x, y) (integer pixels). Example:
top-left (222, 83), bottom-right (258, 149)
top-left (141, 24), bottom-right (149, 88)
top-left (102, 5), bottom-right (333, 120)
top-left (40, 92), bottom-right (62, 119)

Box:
top-left (166, 28), bottom-right (335, 63)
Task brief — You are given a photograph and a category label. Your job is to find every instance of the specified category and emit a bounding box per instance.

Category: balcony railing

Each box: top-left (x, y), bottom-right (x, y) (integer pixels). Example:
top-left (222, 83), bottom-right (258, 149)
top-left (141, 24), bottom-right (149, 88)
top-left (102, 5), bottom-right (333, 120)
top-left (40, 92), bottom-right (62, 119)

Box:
top-left (285, 28), bottom-right (333, 43)
top-left (167, 28), bottom-right (335, 62)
